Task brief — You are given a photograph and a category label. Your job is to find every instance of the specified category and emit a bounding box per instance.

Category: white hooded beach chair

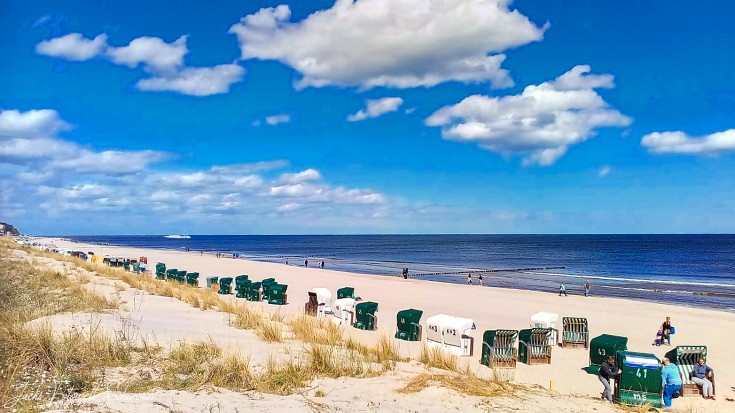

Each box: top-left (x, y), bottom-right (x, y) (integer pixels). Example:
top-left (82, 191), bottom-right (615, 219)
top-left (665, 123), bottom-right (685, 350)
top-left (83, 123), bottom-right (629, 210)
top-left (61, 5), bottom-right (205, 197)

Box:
top-left (312, 288), bottom-right (333, 318)
top-left (333, 297), bottom-right (357, 325)
top-left (530, 311), bottom-right (559, 345)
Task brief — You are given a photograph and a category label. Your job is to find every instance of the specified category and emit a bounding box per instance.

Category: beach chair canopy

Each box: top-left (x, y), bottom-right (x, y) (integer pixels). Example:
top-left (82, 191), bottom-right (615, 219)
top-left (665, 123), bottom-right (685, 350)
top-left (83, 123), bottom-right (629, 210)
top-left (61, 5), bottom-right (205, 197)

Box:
top-left (615, 351), bottom-right (663, 407)
top-left (337, 287), bottom-right (355, 299)
top-left (262, 278), bottom-right (276, 285)
top-left (665, 346), bottom-right (707, 386)
top-left (395, 308), bottom-right (423, 341)
top-left (443, 316), bottom-right (474, 348)
top-left (425, 314), bottom-right (454, 344)
top-left (353, 301), bottom-right (378, 330)
top-left (562, 317), bottom-right (589, 348)
top-left (235, 275), bottom-right (249, 285)
top-left (589, 334), bottom-right (628, 373)
top-left (481, 329), bottom-right (518, 367)
top-left (312, 288), bottom-right (332, 307)
top-left (219, 277), bottom-right (233, 286)
top-left (531, 312), bottom-right (558, 328)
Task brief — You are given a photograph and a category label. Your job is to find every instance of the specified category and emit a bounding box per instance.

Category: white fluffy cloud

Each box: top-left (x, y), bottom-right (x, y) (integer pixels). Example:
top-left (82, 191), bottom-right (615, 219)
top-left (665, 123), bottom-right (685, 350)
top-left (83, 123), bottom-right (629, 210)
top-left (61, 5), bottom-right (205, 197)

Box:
top-left (107, 35), bottom-right (187, 75)
top-left (36, 33), bottom-right (244, 96)
top-left (278, 168), bottom-right (321, 184)
top-left (425, 65), bottom-right (631, 166)
top-left (229, 0), bottom-right (546, 89)
top-left (0, 108), bottom-right (167, 174)
top-left (135, 64), bottom-right (244, 96)
top-left (265, 114), bottom-right (291, 125)
top-left (35, 33), bottom-right (108, 61)
top-left (641, 129), bottom-right (735, 154)
top-left (347, 97), bottom-right (403, 121)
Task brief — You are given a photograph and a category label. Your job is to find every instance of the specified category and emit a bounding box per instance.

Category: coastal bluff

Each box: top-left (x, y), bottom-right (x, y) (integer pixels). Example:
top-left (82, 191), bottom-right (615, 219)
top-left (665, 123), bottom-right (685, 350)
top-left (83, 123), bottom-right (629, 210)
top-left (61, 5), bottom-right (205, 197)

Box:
top-left (0, 221), bottom-right (20, 236)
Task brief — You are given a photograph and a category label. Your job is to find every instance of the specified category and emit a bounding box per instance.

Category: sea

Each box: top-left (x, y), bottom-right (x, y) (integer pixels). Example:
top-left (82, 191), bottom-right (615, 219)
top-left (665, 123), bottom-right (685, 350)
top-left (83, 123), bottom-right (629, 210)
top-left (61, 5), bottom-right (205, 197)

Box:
top-left (65, 234), bottom-right (735, 312)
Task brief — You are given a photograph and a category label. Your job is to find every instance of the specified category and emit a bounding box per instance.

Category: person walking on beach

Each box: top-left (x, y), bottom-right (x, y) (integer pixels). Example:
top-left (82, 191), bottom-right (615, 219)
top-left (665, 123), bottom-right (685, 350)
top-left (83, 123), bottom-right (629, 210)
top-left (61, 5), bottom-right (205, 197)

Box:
top-left (478, 273), bottom-right (483, 286)
top-left (467, 273), bottom-right (472, 285)
top-left (320, 260), bottom-right (325, 269)
top-left (584, 281), bottom-right (590, 297)
top-left (402, 267), bottom-right (408, 279)
top-left (304, 259), bottom-right (308, 268)
top-left (559, 282), bottom-right (567, 296)
top-left (598, 355), bottom-right (620, 403)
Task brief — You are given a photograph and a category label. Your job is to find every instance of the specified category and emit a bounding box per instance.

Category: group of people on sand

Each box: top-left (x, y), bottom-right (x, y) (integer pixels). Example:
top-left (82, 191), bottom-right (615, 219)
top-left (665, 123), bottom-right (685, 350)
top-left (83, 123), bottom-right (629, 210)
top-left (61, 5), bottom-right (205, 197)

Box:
top-left (599, 315), bottom-right (716, 408)
top-left (466, 272), bottom-right (483, 286)
top-left (557, 280), bottom-right (591, 297)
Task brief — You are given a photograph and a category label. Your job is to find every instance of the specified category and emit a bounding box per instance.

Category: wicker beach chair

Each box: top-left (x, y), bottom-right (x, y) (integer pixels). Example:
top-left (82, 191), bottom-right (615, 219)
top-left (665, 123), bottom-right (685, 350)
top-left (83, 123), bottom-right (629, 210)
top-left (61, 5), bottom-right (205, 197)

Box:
top-left (155, 263), bottom-right (166, 280)
top-left (395, 309), bottom-right (423, 341)
top-left (305, 292), bottom-right (318, 316)
top-left (481, 329), bottom-right (518, 368)
top-left (562, 317), bottom-right (589, 349)
top-left (166, 268), bottom-right (178, 280)
top-left (235, 280), bottom-right (251, 298)
top-left (665, 346), bottom-right (712, 396)
top-left (186, 272), bottom-right (199, 287)
top-left (235, 275), bottom-right (249, 288)
top-left (218, 277), bottom-right (233, 295)
top-left (261, 279), bottom-right (277, 301)
top-left (175, 270), bottom-right (187, 283)
top-left (353, 301), bottom-right (378, 331)
top-left (268, 284), bottom-right (288, 305)
top-left (246, 282), bottom-right (262, 301)
top-left (519, 328), bottom-right (553, 365)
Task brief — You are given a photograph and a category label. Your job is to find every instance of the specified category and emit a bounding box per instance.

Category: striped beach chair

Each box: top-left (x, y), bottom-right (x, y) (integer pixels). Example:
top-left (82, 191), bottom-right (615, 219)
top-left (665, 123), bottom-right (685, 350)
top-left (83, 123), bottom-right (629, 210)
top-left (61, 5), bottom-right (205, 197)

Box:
top-left (665, 346), bottom-right (710, 396)
top-left (519, 328), bottom-right (553, 365)
top-left (481, 329), bottom-right (518, 368)
top-left (562, 317), bottom-right (589, 349)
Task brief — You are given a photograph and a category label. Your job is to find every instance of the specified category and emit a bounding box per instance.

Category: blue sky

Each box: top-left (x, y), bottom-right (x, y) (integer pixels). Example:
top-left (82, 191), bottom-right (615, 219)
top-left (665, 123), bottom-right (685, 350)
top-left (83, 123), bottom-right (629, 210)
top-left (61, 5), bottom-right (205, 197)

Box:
top-left (1, 0), bottom-right (734, 235)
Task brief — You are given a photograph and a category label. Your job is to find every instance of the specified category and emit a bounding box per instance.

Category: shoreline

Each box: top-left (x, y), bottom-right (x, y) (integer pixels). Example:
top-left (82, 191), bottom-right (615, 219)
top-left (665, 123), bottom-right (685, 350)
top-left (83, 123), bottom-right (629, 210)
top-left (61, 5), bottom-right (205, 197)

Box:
top-left (28, 236), bottom-right (735, 403)
top-left (44, 236), bottom-right (735, 314)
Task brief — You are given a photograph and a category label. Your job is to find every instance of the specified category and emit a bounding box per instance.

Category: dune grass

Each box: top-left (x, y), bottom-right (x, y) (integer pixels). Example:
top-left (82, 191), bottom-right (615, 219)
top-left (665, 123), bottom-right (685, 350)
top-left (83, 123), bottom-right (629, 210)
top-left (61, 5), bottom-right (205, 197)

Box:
top-left (398, 370), bottom-right (520, 398)
top-left (419, 344), bottom-right (459, 372)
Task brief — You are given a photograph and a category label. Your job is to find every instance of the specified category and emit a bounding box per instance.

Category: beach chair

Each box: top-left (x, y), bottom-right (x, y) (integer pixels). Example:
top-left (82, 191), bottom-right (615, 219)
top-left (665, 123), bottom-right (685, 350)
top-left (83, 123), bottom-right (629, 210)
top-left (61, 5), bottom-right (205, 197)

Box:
top-left (518, 328), bottom-right (553, 365)
top-left (235, 275), bottom-right (249, 288)
top-left (261, 279), bottom-right (277, 301)
top-left (155, 263), bottom-right (166, 280)
top-left (311, 288), bottom-right (333, 318)
top-left (481, 329), bottom-right (518, 368)
top-left (353, 301), bottom-right (379, 330)
top-left (589, 334), bottom-right (628, 374)
top-left (665, 346), bottom-right (711, 396)
top-left (218, 277), bottom-right (233, 295)
top-left (442, 317), bottom-right (475, 357)
top-left (305, 292), bottom-right (318, 316)
top-left (268, 284), bottom-right (288, 305)
top-left (561, 317), bottom-right (589, 349)
top-left (175, 270), bottom-right (187, 283)
top-left (530, 312), bottom-right (559, 345)
top-left (614, 351), bottom-right (663, 407)
top-left (395, 309), bottom-right (423, 341)
top-left (337, 287), bottom-right (355, 299)
top-left (246, 282), bottom-right (262, 301)
top-left (333, 297), bottom-right (356, 325)
top-left (206, 276), bottom-right (218, 289)
top-left (426, 314), bottom-right (452, 349)
top-left (186, 272), bottom-right (199, 287)
top-left (235, 280), bottom-right (251, 298)
top-left (166, 268), bottom-right (178, 281)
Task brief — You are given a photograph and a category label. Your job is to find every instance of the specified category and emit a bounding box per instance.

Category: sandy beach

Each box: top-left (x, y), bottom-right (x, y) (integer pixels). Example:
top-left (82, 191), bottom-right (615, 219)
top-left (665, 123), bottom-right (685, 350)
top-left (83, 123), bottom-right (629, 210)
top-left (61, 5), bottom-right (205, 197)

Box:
top-left (14, 237), bottom-right (735, 412)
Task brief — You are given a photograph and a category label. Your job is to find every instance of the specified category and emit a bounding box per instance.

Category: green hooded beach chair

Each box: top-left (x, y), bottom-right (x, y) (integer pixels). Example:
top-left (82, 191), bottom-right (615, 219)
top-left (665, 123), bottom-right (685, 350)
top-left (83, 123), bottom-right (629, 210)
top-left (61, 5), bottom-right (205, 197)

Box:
top-left (235, 275), bottom-right (249, 288)
top-left (395, 308), bottom-right (423, 341)
top-left (186, 272), bottom-right (199, 287)
top-left (246, 282), bottom-right (262, 301)
top-left (235, 279), bottom-right (251, 298)
top-left (176, 270), bottom-right (187, 283)
top-left (166, 268), bottom-right (178, 281)
top-left (337, 287), bottom-right (355, 299)
top-left (615, 351), bottom-right (663, 407)
top-left (562, 317), bottom-right (589, 349)
top-left (218, 277), bottom-right (233, 295)
top-left (518, 328), bottom-right (553, 365)
top-left (481, 329), bottom-right (518, 368)
top-left (155, 263), bottom-right (166, 280)
top-left (268, 284), bottom-right (288, 305)
top-left (261, 278), bottom-right (277, 301)
top-left (589, 334), bottom-right (628, 374)
top-left (665, 345), bottom-right (710, 396)
top-left (353, 301), bottom-right (379, 331)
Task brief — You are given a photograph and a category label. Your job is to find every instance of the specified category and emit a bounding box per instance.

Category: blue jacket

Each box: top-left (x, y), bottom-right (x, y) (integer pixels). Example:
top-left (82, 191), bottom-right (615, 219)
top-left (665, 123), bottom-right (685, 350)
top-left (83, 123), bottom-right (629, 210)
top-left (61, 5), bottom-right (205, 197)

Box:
top-left (692, 364), bottom-right (713, 379)
top-left (662, 364), bottom-right (682, 386)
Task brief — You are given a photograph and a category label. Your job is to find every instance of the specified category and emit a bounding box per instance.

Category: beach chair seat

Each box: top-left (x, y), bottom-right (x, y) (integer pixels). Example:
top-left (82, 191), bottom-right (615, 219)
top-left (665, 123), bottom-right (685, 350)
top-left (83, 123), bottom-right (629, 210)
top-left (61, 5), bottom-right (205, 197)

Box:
top-left (246, 282), bottom-right (262, 301)
top-left (562, 317), bottom-right (589, 349)
top-left (395, 309), bottom-right (423, 341)
top-left (337, 287), bottom-right (355, 299)
top-left (186, 272), bottom-right (199, 287)
top-left (268, 284), bottom-right (288, 305)
top-left (481, 329), bottom-right (518, 368)
top-left (519, 328), bottom-right (552, 365)
top-left (305, 292), bottom-right (318, 316)
top-left (665, 346), bottom-right (710, 396)
top-left (155, 263), bottom-right (166, 280)
top-left (218, 277), bottom-right (233, 295)
top-left (353, 301), bottom-right (378, 331)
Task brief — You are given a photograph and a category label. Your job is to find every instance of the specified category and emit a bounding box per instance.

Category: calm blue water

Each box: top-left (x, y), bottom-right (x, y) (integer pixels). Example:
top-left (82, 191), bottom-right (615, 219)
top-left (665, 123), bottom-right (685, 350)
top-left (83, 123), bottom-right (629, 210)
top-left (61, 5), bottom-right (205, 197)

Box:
top-left (66, 235), bottom-right (735, 311)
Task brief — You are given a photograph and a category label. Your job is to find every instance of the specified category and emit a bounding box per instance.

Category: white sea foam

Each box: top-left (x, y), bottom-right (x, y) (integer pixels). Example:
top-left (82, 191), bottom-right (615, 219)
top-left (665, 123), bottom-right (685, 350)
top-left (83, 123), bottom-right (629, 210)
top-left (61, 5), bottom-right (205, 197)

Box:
top-left (523, 271), bottom-right (735, 288)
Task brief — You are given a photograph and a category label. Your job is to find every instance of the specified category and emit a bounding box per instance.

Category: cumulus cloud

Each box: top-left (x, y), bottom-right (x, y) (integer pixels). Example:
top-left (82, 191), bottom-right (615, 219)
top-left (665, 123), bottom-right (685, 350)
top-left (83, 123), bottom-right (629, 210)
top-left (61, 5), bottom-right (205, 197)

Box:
top-left (347, 97), bottom-right (403, 121)
top-left (641, 129), bottom-right (735, 154)
top-left (229, 0), bottom-right (546, 89)
top-left (35, 33), bottom-right (108, 61)
top-left (278, 168), bottom-right (322, 184)
top-left (425, 65), bottom-right (631, 166)
top-left (0, 108), bottom-right (167, 174)
top-left (265, 114), bottom-right (291, 125)
top-left (135, 64), bottom-right (244, 96)
top-left (36, 33), bottom-right (244, 96)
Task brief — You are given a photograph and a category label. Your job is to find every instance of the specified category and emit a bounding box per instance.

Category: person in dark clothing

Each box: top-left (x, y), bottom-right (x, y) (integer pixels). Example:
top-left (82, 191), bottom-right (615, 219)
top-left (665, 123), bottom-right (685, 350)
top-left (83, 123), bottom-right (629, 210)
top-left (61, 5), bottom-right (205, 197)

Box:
top-left (305, 259), bottom-right (308, 268)
top-left (661, 316), bottom-right (672, 345)
top-left (599, 355), bottom-right (621, 402)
